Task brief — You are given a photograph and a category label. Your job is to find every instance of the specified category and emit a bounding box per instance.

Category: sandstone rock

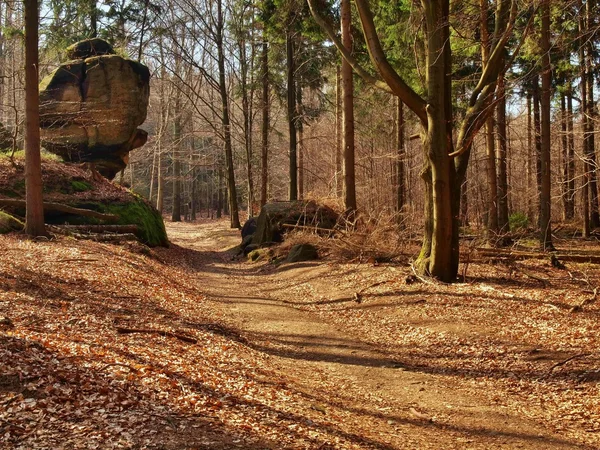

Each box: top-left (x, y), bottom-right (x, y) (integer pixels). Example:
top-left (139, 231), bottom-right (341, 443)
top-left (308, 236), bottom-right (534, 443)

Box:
top-left (39, 39), bottom-right (150, 179)
top-left (66, 38), bottom-right (115, 60)
top-left (285, 244), bottom-right (318, 263)
top-left (252, 201), bottom-right (339, 246)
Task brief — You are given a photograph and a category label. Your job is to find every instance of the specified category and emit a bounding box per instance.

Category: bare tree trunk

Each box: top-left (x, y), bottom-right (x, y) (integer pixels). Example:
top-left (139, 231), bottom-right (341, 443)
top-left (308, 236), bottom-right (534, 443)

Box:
top-left (566, 88), bottom-right (576, 220)
top-left (496, 71), bottom-right (510, 238)
top-left (335, 65), bottom-right (342, 197)
top-left (341, 0), bottom-right (356, 211)
top-left (586, 0), bottom-right (599, 228)
top-left (240, 35), bottom-right (254, 217)
top-left (286, 30), bottom-right (297, 201)
top-left (24, 0), bottom-right (46, 237)
top-left (149, 146), bottom-right (156, 202)
top-left (396, 97), bottom-right (405, 213)
top-left (217, 164), bottom-right (223, 219)
top-left (416, 1), bottom-right (454, 281)
top-left (527, 92), bottom-right (534, 221)
top-left (297, 83), bottom-right (304, 200)
top-left (580, 1), bottom-right (590, 237)
top-left (260, 40), bottom-right (269, 208)
top-left (560, 91), bottom-right (569, 221)
top-left (171, 106), bottom-right (182, 222)
top-left (89, 0), bottom-right (97, 37)
top-left (532, 75), bottom-right (542, 228)
top-left (481, 0), bottom-right (498, 239)
top-left (217, 0), bottom-right (240, 228)
top-left (539, 0), bottom-right (553, 250)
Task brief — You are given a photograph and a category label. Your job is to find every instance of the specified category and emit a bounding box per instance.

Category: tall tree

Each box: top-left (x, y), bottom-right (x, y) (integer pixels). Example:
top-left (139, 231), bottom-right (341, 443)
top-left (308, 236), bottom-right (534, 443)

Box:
top-left (260, 38), bottom-right (269, 207)
top-left (24, 0), bottom-right (46, 237)
top-left (539, 0), bottom-right (553, 250)
top-left (216, 0), bottom-right (241, 228)
top-left (341, 0), bottom-right (355, 211)
top-left (286, 27), bottom-right (298, 201)
top-left (309, 0), bottom-right (518, 281)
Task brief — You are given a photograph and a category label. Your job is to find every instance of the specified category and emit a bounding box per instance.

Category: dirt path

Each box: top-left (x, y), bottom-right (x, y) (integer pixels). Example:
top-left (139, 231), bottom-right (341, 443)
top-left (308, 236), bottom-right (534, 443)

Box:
top-left (166, 221), bottom-right (591, 449)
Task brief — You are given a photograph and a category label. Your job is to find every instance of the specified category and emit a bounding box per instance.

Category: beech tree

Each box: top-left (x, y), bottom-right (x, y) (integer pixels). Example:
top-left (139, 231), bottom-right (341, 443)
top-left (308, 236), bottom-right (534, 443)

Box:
top-left (309, 0), bottom-right (520, 281)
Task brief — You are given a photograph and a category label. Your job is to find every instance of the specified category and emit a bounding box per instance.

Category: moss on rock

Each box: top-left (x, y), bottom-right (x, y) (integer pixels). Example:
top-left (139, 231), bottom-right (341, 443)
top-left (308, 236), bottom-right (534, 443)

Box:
top-left (102, 198), bottom-right (168, 247)
top-left (0, 211), bottom-right (23, 234)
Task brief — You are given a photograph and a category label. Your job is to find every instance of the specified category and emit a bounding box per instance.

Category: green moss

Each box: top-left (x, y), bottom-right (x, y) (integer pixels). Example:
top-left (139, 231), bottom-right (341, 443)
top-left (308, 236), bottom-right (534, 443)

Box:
top-left (0, 150), bottom-right (61, 161)
top-left (102, 199), bottom-right (168, 247)
top-left (0, 211), bottom-right (23, 234)
top-left (71, 180), bottom-right (92, 192)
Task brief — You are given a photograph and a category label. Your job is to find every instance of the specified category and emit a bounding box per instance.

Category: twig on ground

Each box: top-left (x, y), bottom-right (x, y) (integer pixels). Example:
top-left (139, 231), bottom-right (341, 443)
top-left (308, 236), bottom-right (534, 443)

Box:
top-left (115, 327), bottom-right (197, 344)
top-left (549, 353), bottom-right (591, 371)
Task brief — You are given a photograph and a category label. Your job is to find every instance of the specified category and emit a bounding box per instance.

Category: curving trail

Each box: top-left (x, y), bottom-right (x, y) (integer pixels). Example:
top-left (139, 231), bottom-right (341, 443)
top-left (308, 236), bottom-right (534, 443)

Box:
top-left (166, 220), bottom-right (589, 450)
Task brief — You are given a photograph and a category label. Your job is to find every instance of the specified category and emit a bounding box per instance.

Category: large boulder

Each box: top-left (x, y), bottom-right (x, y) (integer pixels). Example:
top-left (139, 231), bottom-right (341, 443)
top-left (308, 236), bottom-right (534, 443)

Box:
top-left (252, 201), bottom-right (339, 246)
top-left (39, 39), bottom-right (150, 179)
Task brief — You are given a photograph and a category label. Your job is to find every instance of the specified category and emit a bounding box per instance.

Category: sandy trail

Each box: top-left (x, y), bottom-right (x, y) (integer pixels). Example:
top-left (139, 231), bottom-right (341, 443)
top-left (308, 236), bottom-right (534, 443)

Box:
top-left (167, 220), bottom-right (588, 449)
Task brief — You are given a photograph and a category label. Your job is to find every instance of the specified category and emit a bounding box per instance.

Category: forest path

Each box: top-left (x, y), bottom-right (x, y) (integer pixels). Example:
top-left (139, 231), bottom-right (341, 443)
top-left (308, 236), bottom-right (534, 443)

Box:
top-left (166, 220), bottom-right (586, 450)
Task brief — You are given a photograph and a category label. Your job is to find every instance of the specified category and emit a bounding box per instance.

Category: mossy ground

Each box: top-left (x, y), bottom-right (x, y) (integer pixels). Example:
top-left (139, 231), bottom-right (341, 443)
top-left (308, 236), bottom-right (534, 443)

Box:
top-left (0, 211), bottom-right (23, 234)
top-left (0, 158), bottom-right (168, 246)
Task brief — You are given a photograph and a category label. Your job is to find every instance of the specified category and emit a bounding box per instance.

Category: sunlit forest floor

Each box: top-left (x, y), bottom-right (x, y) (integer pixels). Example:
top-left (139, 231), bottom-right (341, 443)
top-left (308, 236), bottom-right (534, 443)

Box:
top-left (1, 219), bottom-right (599, 449)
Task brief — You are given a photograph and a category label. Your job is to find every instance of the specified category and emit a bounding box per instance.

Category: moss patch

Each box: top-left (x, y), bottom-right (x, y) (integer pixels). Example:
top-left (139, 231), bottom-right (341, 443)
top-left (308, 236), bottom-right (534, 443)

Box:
top-left (0, 211), bottom-right (23, 234)
top-left (71, 180), bottom-right (93, 192)
top-left (102, 199), bottom-right (168, 247)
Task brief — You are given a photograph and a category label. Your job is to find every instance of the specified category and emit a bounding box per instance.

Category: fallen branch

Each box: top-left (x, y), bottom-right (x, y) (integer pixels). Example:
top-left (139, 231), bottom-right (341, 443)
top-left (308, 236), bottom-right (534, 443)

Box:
top-left (570, 287), bottom-right (598, 313)
top-left (0, 199), bottom-right (118, 222)
top-left (48, 225), bottom-right (138, 243)
top-left (58, 224), bottom-right (138, 233)
top-left (115, 327), bottom-right (197, 344)
top-left (476, 247), bottom-right (600, 264)
top-left (280, 223), bottom-right (337, 235)
top-left (549, 353), bottom-right (591, 371)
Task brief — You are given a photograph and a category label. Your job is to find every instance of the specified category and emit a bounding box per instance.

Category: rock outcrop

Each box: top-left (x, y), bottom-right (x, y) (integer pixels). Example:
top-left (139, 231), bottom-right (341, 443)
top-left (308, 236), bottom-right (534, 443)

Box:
top-left (39, 38), bottom-right (150, 179)
top-left (251, 201), bottom-right (339, 246)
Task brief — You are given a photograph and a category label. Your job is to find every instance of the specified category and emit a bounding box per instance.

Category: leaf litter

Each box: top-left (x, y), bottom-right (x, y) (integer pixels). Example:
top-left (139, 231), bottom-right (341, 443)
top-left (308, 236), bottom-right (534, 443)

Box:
top-left (1, 219), bottom-right (599, 449)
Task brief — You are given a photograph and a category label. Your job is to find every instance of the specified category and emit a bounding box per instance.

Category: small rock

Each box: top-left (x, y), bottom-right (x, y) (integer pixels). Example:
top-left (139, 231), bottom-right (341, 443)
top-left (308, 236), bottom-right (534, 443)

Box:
top-left (241, 218), bottom-right (257, 239)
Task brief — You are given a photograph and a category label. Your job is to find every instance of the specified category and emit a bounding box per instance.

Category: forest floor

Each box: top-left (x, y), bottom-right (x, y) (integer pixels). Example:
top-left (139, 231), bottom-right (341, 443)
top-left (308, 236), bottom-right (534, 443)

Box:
top-left (1, 218), bottom-right (600, 449)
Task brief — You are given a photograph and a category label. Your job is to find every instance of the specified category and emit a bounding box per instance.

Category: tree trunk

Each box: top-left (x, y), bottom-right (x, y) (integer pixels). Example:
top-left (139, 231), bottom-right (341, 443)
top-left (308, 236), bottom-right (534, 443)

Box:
top-left (24, 0), bottom-right (46, 237)
top-left (532, 75), bottom-right (542, 227)
top-left (580, 2), bottom-right (590, 237)
top-left (171, 110), bottom-right (182, 222)
top-left (217, 165), bottom-right (223, 219)
top-left (240, 35), bottom-right (254, 217)
top-left (335, 65), bottom-right (342, 198)
top-left (149, 146), bottom-right (156, 202)
top-left (396, 98), bottom-right (406, 213)
top-left (286, 30), bottom-right (297, 201)
top-left (526, 92), bottom-right (534, 221)
top-left (496, 71), bottom-right (510, 238)
top-left (341, 0), bottom-right (356, 211)
top-left (566, 88), bottom-right (576, 220)
top-left (539, 0), bottom-right (553, 250)
top-left (260, 40), bottom-right (269, 208)
top-left (217, 0), bottom-right (240, 228)
top-left (480, 0), bottom-right (498, 239)
top-left (586, 0), bottom-right (599, 228)
top-left (416, 1), bottom-right (455, 282)
top-left (89, 0), bottom-right (97, 37)
top-left (560, 91), bottom-right (569, 221)
top-left (297, 83), bottom-right (304, 200)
